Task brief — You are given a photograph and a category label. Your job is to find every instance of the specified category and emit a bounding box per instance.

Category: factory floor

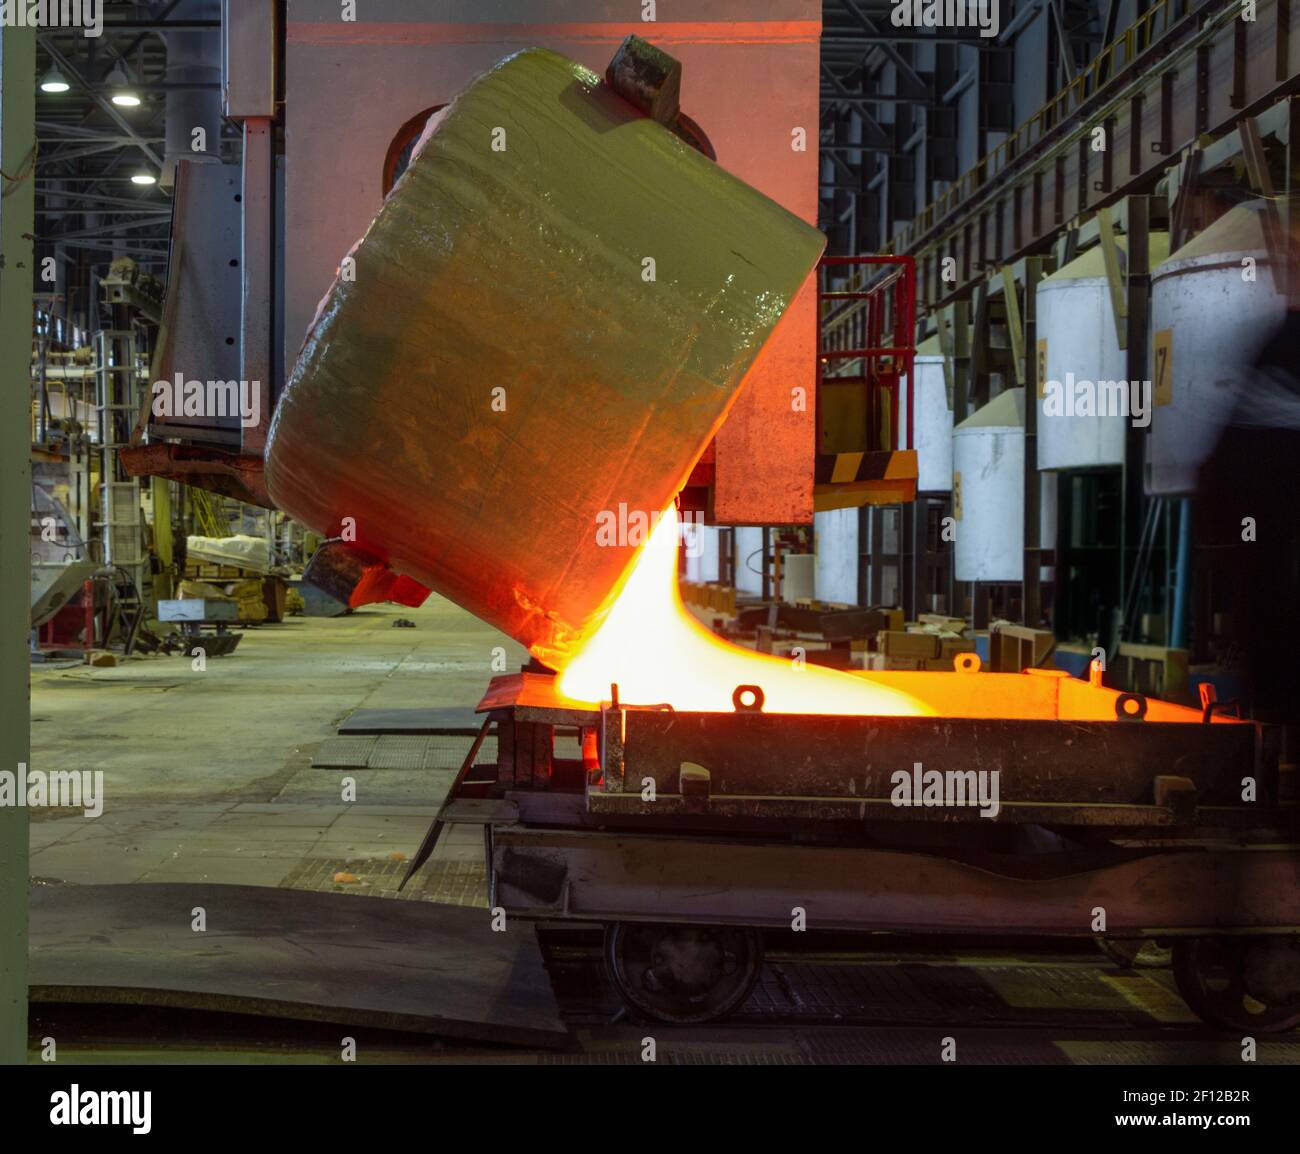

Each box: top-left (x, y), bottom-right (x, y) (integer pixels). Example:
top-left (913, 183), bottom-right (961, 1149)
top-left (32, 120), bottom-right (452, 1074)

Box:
top-left (29, 596), bottom-right (526, 890)
top-left (26, 599), bottom-right (1300, 1063)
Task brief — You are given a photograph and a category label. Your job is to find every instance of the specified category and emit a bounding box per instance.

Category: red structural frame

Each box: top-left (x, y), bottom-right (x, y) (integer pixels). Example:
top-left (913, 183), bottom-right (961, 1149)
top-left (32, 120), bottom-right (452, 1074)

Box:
top-left (816, 255), bottom-right (916, 452)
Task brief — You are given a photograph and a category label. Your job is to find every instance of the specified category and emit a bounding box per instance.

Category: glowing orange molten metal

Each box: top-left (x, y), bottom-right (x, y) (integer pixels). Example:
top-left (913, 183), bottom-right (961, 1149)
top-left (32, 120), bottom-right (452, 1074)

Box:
top-left (556, 506), bottom-right (933, 716)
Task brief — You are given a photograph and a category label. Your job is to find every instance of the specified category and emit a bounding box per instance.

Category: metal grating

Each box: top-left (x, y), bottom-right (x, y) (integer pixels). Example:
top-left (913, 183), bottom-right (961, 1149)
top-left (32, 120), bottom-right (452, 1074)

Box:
top-left (312, 734), bottom-right (496, 771)
top-left (1058, 1039), bottom-right (1300, 1065)
top-left (312, 736), bottom-right (377, 768)
top-left (280, 855), bottom-right (487, 908)
top-left (539, 1047), bottom-right (807, 1066)
top-left (797, 1028), bottom-right (1072, 1066)
top-left (367, 735), bottom-right (435, 770)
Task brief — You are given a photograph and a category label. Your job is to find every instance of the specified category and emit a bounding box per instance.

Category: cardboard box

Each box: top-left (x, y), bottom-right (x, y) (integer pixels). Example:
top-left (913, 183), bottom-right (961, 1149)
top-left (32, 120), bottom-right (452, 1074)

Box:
top-left (820, 607), bottom-right (891, 641)
top-left (882, 631), bottom-right (939, 660)
top-left (939, 637), bottom-right (977, 661)
top-left (807, 646), bottom-right (854, 670)
top-left (922, 657), bottom-right (960, 671)
top-left (884, 656), bottom-right (923, 670)
top-left (1116, 642), bottom-right (1191, 703)
top-left (919, 613), bottom-right (966, 635)
top-left (989, 624), bottom-right (1055, 672)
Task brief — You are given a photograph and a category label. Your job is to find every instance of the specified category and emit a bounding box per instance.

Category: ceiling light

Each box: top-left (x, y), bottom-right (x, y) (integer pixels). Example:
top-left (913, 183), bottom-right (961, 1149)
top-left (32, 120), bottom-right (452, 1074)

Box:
top-left (107, 62), bottom-right (140, 107)
top-left (39, 65), bottom-right (70, 94)
top-left (131, 172), bottom-right (157, 186)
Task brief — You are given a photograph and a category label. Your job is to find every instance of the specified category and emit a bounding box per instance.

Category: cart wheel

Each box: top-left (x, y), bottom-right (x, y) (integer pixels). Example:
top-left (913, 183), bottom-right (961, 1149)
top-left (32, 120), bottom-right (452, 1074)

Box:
top-left (1172, 936), bottom-right (1300, 1033)
top-left (1095, 936), bottom-right (1173, 969)
top-left (604, 922), bottom-right (763, 1024)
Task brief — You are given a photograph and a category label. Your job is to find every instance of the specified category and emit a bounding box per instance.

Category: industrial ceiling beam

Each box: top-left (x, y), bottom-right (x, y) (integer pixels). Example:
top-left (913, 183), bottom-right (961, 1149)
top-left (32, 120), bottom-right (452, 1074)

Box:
top-left (822, 33), bottom-right (997, 45)
top-left (943, 68), bottom-right (978, 103)
top-left (823, 135), bottom-right (892, 153)
top-left (834, 0), bottom-right (931, 100)
top-left (896, 0), bottom-right (1286, 310)
top-left (28, 189), bottom-right (167, 209)
top-left (1049, 0), bottom-right (1079, 85)
top-left (99, 19), bottom-right (218, 30)
top-left (56, 238), bottom-right (168, 251)
top-left (37, 133), bottom-right (166, 146)
top-left (820, 92), bottom-right (932, 106)
top-left (37, 36), bottom-right (164, 170)
top-left (820, 140), bottom-right (859, 180)
top-left (37, 140), bottom-right (141, 165)
top-left (37, 208), bottom-right (171, 217)
top-left (821, 60), bottom-right (859, 98)
top-left (1098, 0), bottom-right (1122, 81)
top-left (820, 63), bottom-right (909, 147)
top-left (50, 216), bottom-right (172, 240)
top-left (34, 176), bottom-right (171, 183)
top-left (36, 122), bottom-right (165, 141)
top-left (113, 0), bottom-right (185, 60)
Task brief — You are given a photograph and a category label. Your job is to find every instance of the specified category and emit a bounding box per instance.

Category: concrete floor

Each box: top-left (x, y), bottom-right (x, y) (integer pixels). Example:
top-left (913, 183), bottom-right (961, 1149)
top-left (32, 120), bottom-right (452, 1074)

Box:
top-left (29, 595), bottom-right (526, 890)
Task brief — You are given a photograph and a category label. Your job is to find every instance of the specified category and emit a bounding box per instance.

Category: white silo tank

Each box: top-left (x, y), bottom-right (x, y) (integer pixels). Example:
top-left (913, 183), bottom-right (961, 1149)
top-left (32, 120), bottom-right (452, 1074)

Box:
top-left (954, 389), bottom-right (1024, 581)
top-left (683, 523), bottom-right (720, 583)
top-left (1036, 234), bottom-right (1169, 470)
top-left (733, 526), bottom-right (764, 596)
top-left (953, 389), bottom-right (1057, 582)
top-left (897, 334), bottom-right (954, 491)
top-left (1147, 201), bottom-right (1287, 495)
top-left (782, 553), bottom-right (816, 604)
top-left (699, 524), bottom-right (720, 582)
top-left (814, 507), bottom-right (858, 604)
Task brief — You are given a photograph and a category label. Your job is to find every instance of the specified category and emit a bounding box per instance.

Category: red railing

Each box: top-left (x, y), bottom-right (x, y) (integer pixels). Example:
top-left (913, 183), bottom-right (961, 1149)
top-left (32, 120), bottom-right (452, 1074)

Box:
top-left (817, 255), bottom-right (916, 452)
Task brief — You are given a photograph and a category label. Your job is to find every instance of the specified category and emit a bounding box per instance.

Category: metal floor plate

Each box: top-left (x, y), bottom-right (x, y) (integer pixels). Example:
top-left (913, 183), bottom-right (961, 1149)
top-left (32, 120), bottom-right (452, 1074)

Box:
top-left (29, 883), bottom-right (566, 1048)
top-left (281, 857), bottom-right (488, 907)
top-left (338, 707), bottom-right (484, 735)
top-left (313, 734), bottom-right (497, 771)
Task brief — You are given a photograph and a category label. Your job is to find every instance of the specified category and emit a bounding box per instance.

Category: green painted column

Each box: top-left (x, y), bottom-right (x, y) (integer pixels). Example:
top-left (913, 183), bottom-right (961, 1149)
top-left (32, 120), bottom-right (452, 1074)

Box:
top-left (0, 19), bottom-right (34, 1065)
top-left (151, 477), bottom-right (174, 607)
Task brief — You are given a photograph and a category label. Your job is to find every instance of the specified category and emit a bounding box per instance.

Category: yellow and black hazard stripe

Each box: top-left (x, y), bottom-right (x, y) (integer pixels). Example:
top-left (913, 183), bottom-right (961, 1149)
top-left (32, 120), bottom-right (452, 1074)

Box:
top-left (813, 449), bottom-right (918, 511)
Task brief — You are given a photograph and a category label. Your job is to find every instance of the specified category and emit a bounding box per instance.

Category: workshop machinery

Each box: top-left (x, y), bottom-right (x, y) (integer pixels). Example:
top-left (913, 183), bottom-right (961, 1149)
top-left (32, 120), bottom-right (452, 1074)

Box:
top-left (423, 666), bottom-right (1299, 1028)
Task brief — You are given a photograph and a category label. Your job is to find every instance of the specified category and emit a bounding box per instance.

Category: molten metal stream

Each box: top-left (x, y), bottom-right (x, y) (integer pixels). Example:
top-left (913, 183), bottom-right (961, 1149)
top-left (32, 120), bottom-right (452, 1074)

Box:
top-left (555, 506), bottom-right (933, 716)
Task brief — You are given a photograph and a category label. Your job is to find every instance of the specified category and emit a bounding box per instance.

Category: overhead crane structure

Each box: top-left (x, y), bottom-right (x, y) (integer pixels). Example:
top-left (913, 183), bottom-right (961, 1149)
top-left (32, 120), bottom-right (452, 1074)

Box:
top-left (823, 0), bottom-right (1300, 326)
top-left (820, 0), bottom-right (1300, 646)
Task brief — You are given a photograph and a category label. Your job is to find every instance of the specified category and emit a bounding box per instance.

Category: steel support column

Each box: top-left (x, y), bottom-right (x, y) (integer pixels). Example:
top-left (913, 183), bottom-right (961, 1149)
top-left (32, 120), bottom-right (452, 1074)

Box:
top-left (1120, 196), bottom-right (1157, 645)
top-left (0, 16), bottom-right (34, 1065)
top-left (1021, 259), bottom-right (1047, 626)
top-left (239, 118), bottom-right (274, 455)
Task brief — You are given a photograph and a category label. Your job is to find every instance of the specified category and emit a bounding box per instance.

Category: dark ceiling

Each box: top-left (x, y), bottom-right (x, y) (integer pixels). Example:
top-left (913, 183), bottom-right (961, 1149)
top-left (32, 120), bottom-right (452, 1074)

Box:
top-left (34, 0), bottom-right (236, 276)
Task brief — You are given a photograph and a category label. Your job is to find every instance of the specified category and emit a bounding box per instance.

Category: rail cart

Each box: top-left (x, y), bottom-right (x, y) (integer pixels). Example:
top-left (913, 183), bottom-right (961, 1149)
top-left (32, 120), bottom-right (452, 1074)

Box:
top-left (416, 665), bottom-right (1300, 1029)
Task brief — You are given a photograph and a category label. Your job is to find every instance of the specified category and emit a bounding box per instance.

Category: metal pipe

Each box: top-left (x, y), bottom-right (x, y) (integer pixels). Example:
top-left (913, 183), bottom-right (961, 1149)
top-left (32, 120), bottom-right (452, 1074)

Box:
top-left (82, 578), bottom-right (95, 658)
top-left (161, 0), bottom-right (222, 189)
top-left (904, 258), bottom-right (915, 451)
top-left (1170, 497), bottom-right (1193, 650)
